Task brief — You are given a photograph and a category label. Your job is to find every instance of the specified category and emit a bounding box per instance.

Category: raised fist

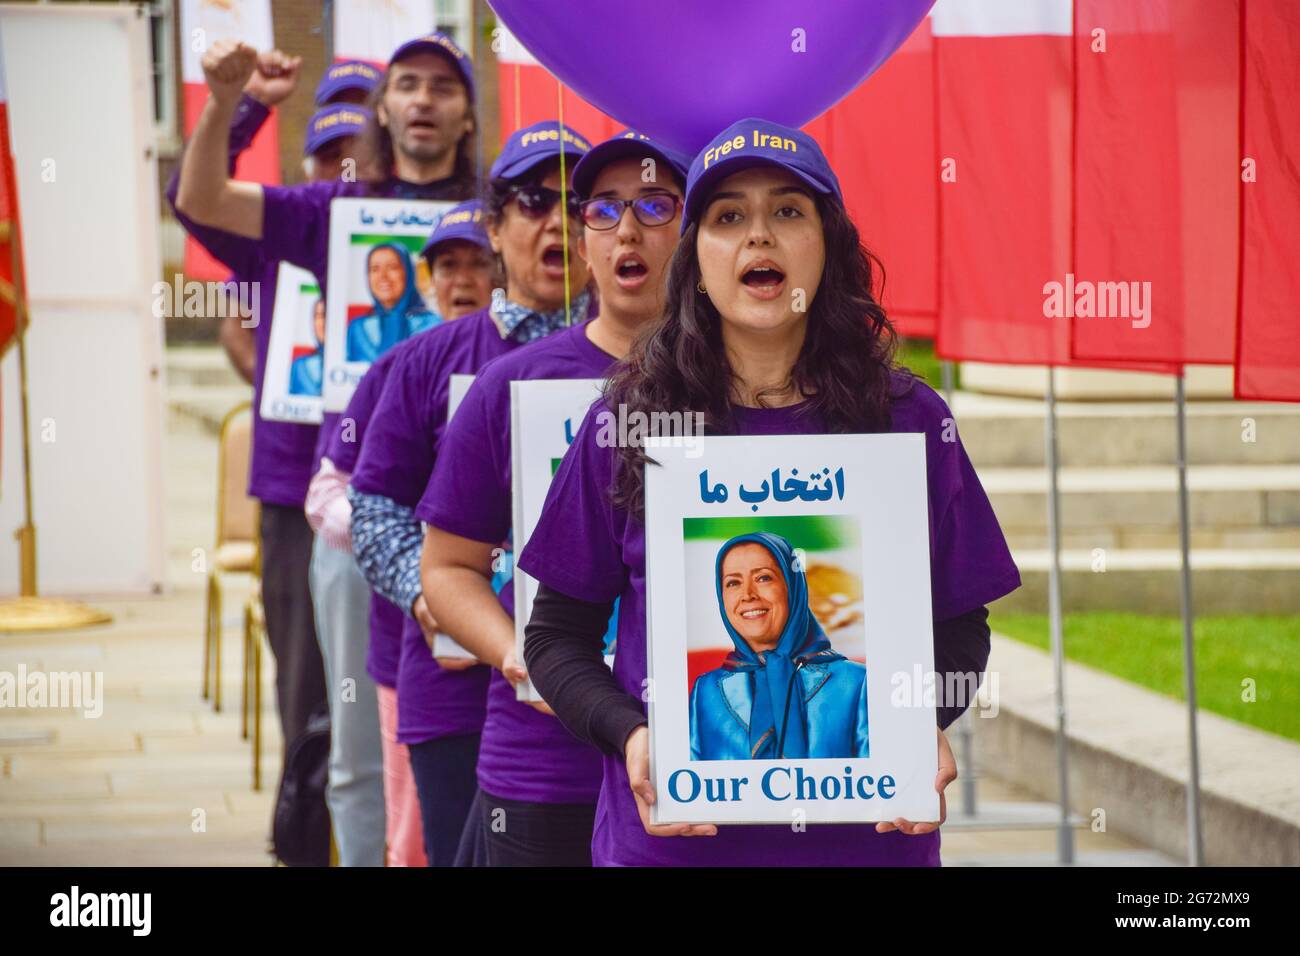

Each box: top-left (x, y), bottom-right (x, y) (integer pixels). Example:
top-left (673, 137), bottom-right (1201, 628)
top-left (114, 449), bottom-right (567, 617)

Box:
top-left (201, 39), bottom-right (258, 107)
top-left (244, 48), bottom-right (303, 107)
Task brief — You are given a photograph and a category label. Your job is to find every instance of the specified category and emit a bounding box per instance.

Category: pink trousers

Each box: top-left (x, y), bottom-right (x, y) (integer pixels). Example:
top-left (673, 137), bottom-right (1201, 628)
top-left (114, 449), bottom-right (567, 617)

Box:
top-left (377, 684), bottom-right (427, 867)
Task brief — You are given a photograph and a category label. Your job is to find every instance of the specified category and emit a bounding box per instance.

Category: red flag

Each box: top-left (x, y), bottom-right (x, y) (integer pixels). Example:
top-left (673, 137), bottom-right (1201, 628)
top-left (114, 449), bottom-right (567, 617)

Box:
top-left (0, 74), bottom-right (21, 355)
top-left (931, 0), bottom-right (1175, 371)
top-left (1234, 0), bottom-right (1300, 401)
top-left (810, 20), bottom-right (938, 338)
top-left (1070, 0), bottom-right (1239, 366)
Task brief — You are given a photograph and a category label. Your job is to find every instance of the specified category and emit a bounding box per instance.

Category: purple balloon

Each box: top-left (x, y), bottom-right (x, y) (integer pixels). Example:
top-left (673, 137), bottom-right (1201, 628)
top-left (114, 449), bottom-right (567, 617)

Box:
top-left (489, 0), bottom-right (934, 155)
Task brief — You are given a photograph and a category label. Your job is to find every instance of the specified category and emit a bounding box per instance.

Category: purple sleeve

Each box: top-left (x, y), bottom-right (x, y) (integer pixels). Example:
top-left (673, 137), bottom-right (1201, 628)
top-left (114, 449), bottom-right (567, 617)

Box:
top-left (165, 94), bottom-right (270, 278)
top-left (260, 180), bottom-right (339, 281)
top-left (416, 372), bottom-right (510, 542)
top-left (919, 389), bottom-right (1022, 621)
top-left (515, 401), bottom-right (626, 604)
top-left (328, 358), bottom-right (392, 473)
top-left (350, 346), bottom-right (441, 507)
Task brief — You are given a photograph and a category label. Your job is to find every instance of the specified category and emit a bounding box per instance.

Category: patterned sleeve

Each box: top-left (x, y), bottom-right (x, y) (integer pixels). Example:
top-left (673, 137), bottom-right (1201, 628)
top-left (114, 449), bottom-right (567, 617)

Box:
top-left (348, 486), bottom-right (425, 617)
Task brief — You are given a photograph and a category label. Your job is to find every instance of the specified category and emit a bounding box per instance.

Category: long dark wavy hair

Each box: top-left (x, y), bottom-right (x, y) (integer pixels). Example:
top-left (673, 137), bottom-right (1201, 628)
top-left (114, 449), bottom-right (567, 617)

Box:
top-left (353, 70), bottom-right (478, 194)
top-left (607, 191), bottom-right (907, 518)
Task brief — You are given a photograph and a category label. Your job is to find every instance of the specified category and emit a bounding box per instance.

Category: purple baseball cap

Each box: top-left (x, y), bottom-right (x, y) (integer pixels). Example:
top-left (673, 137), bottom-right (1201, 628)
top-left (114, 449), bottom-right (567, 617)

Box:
top-left (681, 118), bottom-right (842, 234)
top-left (490, 120), bottom-right (592, 183)
top-left (303, 104), bottom-right (371, 157)
top-left (388, 32), bottom-right (475, 103)
top-left (572, 130), bottom-right (691, 200)
top-left (314, 59), bottom-right (382, 106)
top-left (421, 200), bottom-right (491, 259)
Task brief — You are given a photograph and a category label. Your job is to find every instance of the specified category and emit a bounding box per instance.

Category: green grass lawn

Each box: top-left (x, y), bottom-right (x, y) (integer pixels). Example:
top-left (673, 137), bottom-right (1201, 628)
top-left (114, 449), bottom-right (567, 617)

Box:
top-left (992, 612), bottom-right (1300, 743)
top-left (896, 337), bottom-right (954, 394)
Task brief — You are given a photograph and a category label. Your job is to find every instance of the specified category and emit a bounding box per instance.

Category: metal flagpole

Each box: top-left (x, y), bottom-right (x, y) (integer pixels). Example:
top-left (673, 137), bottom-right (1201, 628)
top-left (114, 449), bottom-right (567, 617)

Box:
top-left (1045, 364), bottom-right (1073, 864)
top-left (941, 358), bottom-right (976, 817)
top-left (1173, 373), bottom-right (1205, 865)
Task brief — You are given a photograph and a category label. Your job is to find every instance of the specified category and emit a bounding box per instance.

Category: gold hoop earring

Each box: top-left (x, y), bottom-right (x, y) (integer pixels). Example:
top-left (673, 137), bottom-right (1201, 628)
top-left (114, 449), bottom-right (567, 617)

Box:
top-left (696, 280), bottom-right (707, 295)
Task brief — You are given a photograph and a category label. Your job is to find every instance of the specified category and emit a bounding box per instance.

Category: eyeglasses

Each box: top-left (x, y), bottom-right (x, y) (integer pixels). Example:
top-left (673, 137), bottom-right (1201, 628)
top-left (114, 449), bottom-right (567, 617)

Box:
top-left (506, 185), bottom-right (583, 220)
top-left (578, 192), bottom-right (681, 231)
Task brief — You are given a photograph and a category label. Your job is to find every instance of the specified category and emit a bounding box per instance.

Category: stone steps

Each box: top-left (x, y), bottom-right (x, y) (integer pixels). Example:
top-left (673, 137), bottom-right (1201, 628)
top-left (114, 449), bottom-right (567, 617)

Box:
top-left (948, 391), bottom-right (1300, 610)
top-left (976, 633), bottom-right (1300, 866)
top-left (951, 392), bottom-right (1300, 468)
top-left (995, 548), bottom-right (1300, 614)
top-left (983, 463), bottom-right (1300, 540)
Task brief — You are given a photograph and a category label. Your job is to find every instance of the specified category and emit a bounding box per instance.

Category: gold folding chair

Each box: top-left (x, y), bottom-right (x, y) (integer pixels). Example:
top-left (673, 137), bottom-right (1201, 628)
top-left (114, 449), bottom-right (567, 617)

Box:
top-left (203, 402), bottom-right (259, 712)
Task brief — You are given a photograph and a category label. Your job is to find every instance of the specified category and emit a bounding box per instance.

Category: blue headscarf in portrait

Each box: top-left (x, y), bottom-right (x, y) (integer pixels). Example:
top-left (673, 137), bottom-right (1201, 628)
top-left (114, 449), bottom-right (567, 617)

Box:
top-left (714, 532), bottom-right (844, 759)
top-left (363, 241), bottom-right (429, 353)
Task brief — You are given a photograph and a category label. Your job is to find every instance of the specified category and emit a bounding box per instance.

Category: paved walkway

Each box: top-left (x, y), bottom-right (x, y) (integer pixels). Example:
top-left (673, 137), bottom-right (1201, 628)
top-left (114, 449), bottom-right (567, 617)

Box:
top-left (1, 409), bottom-right (278, 865)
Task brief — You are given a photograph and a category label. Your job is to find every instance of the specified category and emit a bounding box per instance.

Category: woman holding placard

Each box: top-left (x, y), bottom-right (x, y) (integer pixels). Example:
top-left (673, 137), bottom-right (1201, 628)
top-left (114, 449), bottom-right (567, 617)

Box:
top-left (519, 119), bottom-right (1021, 866)
top-left (417, 132), bottom-right (690, 866)
top-left (306, 198), bottom-right (496, 867)
top-left (347, 121), bottom-right (593, 866)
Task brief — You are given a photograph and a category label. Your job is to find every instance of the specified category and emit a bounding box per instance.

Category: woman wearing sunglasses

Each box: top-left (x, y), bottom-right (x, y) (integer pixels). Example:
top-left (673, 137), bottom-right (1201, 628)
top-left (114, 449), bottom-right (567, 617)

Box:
top-left (347, 120), bottom-right (593, 866)
top-left (518, 119), bottom-right (1020, 866)
top-left (416, 131), bottom-right (690, 866)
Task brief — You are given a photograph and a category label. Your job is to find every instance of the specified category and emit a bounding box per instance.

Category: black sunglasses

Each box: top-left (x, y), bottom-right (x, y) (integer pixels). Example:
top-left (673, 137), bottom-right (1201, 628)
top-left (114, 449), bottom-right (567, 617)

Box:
top-left (507, 185), bottom-right (583, 220)
top-left (579, 192), bottom-right (681, 231)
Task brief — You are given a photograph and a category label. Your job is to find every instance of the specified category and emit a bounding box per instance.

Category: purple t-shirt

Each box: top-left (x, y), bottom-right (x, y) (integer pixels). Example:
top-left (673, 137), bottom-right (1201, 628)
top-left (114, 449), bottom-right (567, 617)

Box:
top-left (517, 371), bottom-right (1022, 866)
top-left (165, 96), bottom-right (319, 507)
top-left (418, 322), bottom-right (612, 804)
top-left (326, 343), bottom-right (418, 689)
top-left (350, 307), bottom-right (522, 744)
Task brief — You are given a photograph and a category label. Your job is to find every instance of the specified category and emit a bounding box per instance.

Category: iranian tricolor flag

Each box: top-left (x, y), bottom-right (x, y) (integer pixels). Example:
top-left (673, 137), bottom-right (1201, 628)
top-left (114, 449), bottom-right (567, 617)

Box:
top-left (179, 0), bottom-right (279, 282)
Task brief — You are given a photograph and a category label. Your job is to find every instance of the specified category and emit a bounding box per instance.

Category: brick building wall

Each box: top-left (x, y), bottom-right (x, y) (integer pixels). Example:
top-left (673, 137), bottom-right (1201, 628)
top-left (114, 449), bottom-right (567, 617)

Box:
top-left (269, 0), bottom-right (328, 184)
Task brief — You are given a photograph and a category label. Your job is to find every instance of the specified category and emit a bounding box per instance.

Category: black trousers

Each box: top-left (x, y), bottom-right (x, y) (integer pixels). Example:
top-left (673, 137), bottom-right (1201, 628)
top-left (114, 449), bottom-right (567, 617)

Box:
top-left (259, 504), bottom-right (326, 750)
top-left (408, 732), bottom-right (481, 867)
top-left (473, 789), bottom-right (596, 867)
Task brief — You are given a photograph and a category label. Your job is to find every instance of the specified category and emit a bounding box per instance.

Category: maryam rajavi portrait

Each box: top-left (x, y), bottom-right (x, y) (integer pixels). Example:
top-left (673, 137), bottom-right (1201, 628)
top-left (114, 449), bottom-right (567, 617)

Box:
top-left (689, 531), bottom-right (869, 761)
top-left (288, 298), bottom-right (326, 397)
top-left (345, 241), bottom-right (437, 362)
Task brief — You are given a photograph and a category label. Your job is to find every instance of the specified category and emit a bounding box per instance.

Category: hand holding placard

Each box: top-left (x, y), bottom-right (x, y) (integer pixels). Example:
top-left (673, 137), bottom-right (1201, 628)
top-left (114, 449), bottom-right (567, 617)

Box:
top-left (874, 727), bottom-right (957, 836)
top-left (624, 726), bottom-right (718, 839)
